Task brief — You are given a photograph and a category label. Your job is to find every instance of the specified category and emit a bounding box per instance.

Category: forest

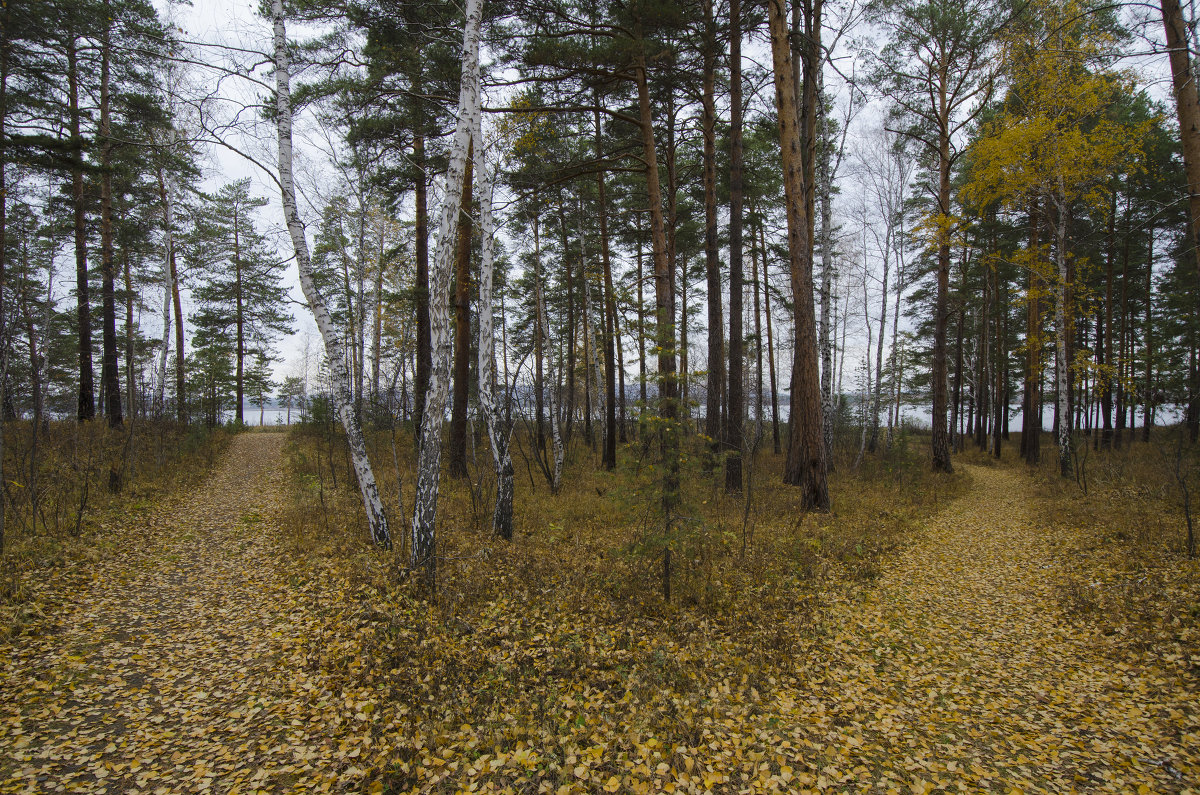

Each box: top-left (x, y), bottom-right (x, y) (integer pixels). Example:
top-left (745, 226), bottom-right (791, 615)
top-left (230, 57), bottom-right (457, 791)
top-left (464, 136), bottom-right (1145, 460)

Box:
top-left (1, 0), bottom-right (1199, 791)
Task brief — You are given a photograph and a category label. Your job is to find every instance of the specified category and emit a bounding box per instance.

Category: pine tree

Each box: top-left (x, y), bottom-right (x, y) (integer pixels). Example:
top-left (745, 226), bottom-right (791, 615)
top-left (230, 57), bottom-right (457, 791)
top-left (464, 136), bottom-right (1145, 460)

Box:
top-left (189, 179), bottom-right (292, 425)
top-left (870, 0), bottom-right (1003, 472)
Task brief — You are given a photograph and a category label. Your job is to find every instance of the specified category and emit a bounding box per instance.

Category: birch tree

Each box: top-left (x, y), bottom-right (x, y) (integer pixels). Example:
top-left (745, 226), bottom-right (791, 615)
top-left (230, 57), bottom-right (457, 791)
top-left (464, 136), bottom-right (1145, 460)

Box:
top-left (410, 0), bottom-right (483, 584)
top-left (473, 105), bottom-right (516, 540)
top-left (270, 0), bottom-right (390, 548)
top-left (963, 0), bottom-right (1143, 476)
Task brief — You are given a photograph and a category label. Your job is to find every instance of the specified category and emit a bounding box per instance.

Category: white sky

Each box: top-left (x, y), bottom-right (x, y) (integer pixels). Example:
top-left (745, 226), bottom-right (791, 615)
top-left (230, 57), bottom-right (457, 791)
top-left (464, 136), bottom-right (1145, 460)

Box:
top-left (156, 0), bottom-right (1180, 411)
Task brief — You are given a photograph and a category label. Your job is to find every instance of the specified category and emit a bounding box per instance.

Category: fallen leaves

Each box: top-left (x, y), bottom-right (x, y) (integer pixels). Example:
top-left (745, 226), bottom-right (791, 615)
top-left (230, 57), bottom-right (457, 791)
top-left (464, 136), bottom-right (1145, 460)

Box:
top-left (1, 440), bottom-right (1197, 794)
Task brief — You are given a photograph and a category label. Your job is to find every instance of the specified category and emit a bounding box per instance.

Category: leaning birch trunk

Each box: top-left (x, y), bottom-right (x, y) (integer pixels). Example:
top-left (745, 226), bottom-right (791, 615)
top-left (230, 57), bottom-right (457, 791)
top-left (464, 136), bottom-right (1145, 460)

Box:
top-left (1053, 186), bottom-right (1071, 477)
top-left (869, 229), bottom-right (890, 453)
top-left (472, 110), bottom-right (515, 540)
top-left (410, 0), bottom-right (483, 582)
top-left (271, 0), bottom-right (391, 548)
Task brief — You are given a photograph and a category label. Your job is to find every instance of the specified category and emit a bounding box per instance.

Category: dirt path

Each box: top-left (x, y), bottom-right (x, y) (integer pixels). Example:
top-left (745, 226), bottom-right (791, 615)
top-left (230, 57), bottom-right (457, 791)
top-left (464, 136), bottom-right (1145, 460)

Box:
top-left (0, 433), bottom-right (376, 794)
top-left (792, 463), bottom-right (1199, 792)
top-left (3, 441), bottom-right (1197, 794)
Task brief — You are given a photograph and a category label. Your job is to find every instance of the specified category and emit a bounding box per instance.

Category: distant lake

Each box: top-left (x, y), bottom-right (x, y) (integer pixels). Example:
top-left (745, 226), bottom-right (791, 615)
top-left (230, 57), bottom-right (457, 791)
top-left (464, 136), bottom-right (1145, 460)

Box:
top-left (227, 403), bottom-right (300, 427)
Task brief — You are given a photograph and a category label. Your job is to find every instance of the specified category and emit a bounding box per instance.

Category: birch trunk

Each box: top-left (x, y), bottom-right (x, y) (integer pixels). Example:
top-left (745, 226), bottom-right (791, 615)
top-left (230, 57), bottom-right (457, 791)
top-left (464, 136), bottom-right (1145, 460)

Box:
top-left (868, 247), bottom-right (889, 453)
top-left (472, 112), bottom-right (515, 540)
top-left (817, 107), bottom-right (834, 470)
top-left (1053, 186), bottom-right (1071, 477)
top-left (535, 266), bottom-right (564, 493)
top-left (271, 0), bottom-right (391, 548)
top-left (156, 162), bottom-right (175, 417)
top-left (409, 0), bottom-right (483, 582)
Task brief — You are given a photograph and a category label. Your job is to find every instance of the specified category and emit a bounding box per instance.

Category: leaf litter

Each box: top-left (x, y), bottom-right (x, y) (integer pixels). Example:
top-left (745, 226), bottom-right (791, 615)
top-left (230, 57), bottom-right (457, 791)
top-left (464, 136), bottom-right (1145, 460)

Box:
top-left (1, 437), bottom-right (1197, 794)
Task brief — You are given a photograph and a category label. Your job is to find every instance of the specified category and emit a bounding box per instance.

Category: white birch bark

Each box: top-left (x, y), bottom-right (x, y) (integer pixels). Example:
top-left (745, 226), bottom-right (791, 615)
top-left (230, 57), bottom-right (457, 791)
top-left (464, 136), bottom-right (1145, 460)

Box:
top-left (534, 267), bottom-right (564, 493)
top-left (577, 204), bottom-right (606, 424)
top-left (818, 140), bottom-right (835, 467)
top-left (472, 111), bottom-right (515, 540)
top-left (158, 168), bottom-right (173, 415)
top-left (271, 0), bottom-right (391, 548)
top-left (1053, 182), bottom-right (1072, 477)
top-left (155, 129), bottom-right (179, 417)
top-left (411, 0), bottom-right (484, 580)
top-left (889, 216), bottom-right (908, 446)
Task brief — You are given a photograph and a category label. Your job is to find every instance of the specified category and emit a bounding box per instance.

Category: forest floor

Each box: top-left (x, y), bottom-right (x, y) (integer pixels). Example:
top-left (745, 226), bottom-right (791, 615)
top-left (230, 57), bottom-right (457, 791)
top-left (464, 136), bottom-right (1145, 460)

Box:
top-left (1, 432), bottom-right (1198, 793)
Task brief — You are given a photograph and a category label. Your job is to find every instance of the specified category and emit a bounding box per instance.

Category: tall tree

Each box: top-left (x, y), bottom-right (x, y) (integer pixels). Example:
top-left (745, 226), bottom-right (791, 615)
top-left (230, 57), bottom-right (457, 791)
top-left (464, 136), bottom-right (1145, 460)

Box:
top-left (473, 109), bottom-right (516, 539)
top-left (1162, 0), bottom-right (1200, 316)
top-left (726, 0), bottom-right (746, 492)
top-left (189, 179), bottom-right (292, 425)
top-left (270, 0), bottom-right (391, 548)
top-left (767, 0), bottom-right (829, 510)
top-left (410, 0), bottom-right (483, 586)
top-left (448, 149), bottom-right (474, 480)
top-left (964, 0), bottom-right (1144, 476)
top-left (701, 0), bottom-right (724, 466)
top-left (871, 0), bottom-right (1001, 472)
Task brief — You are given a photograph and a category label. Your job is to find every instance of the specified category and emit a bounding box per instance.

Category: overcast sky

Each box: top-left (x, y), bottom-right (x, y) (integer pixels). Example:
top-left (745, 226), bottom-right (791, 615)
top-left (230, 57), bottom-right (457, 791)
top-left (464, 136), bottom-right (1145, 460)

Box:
top-left (155, 0), bottom-right (1178, 416)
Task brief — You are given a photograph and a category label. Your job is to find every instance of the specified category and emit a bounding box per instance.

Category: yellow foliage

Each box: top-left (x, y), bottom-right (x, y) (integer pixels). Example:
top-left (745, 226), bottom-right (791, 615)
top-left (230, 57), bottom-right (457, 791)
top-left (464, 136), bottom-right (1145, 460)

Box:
top-left (961, 0), bottom-right (1148, 217)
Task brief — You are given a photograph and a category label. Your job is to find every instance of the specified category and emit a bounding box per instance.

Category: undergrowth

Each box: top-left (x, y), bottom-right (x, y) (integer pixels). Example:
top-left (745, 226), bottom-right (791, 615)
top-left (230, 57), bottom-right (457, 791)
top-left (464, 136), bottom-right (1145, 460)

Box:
top-left (279, 419), bottom-right (966, 792)
top-left (0, 420), bottom-right (232, 640)
top-left (1012, 428), bottom-right (1200, 663)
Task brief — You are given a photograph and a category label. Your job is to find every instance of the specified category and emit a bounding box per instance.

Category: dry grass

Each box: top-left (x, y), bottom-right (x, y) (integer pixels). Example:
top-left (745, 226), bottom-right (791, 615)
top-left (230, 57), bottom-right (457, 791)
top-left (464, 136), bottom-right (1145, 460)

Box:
top-left (0, 420), bottom-right (232, 640)
top-left (989, 429), bottom-right (1200, 661)
top-left (277, 419), bottom-right (969, 790)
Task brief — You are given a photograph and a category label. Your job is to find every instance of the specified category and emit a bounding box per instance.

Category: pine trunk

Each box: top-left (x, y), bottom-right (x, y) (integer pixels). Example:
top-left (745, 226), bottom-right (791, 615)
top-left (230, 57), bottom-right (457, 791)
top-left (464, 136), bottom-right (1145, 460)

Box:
top-left (99, 7), bottom-right (122, 429)
top-left (930, 118), bottom-right (952, 472)
top-left (635, 49), bottom-right (681, 532)
top-left (449, 150), bottom-right (473, 479)
top-left (123, 250), bottom-right (135, 419)
top-left (725, 0), bottom-right (745, 492)
top-left (1143, 232), bottom-right (1154, 442)
top-left (767, 0), bottom-right (829, 510)
top-left (69, 40), bottom-right (95, 422)
top-left (595, 104), bottom-right (618, 470)
top-left (413, 132), bottom-right (431, 435)
top-left (1162, 0), bottom-right (1200, 316)
top-left (701, 0), bottom-right (724, 456)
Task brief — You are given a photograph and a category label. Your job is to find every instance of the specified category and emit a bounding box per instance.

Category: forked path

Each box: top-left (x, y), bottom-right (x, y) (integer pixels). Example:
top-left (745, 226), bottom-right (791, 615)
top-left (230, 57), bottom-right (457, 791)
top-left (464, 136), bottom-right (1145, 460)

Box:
top-left (0, 433), bottom-right (373, 794)
top-left (796, 464), bottom-right (1199, 792)
top-left (3, 441), bottom-right (1198, 794)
